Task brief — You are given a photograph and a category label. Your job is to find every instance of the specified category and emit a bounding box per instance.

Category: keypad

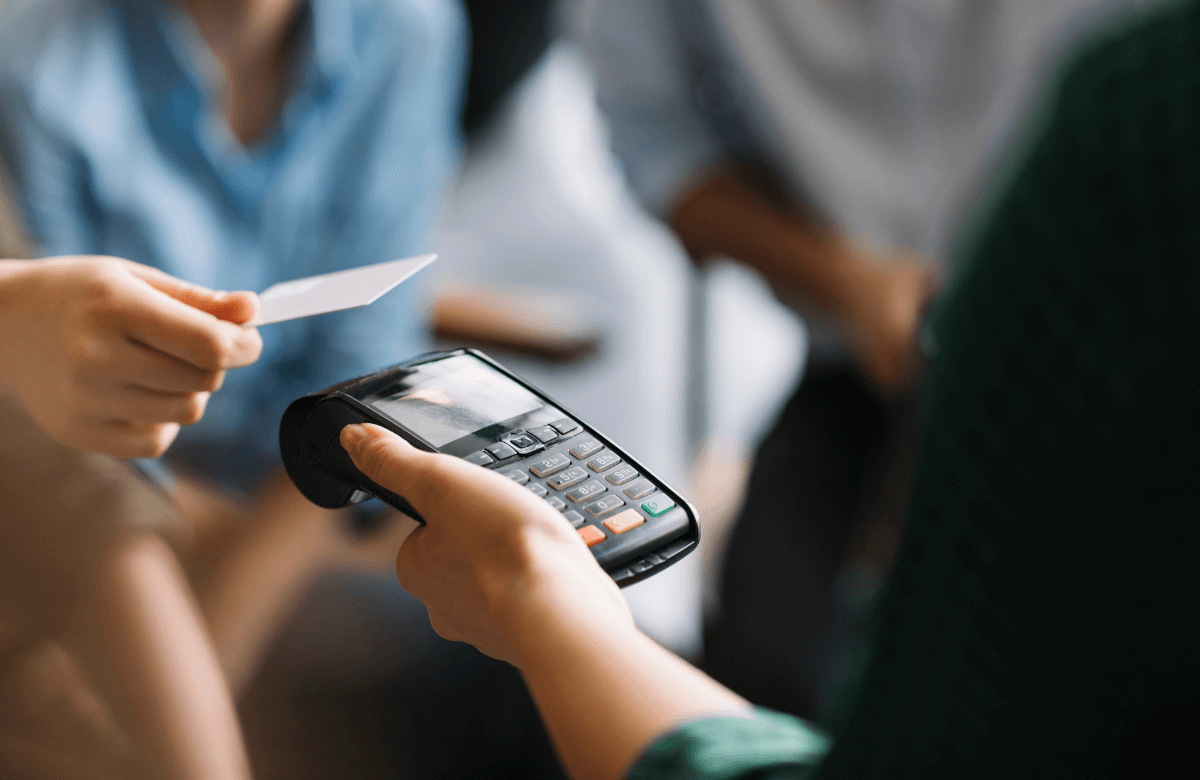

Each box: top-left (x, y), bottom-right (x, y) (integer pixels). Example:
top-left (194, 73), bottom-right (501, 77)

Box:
top-left (603, 509), bottom-right (645, 535)
top-left (504, 433), bottom-right (541, 452)
top-left (529, 453), bottom-right (571, 478)
top-left (606, 465), bottom-right (638, 485)
top-left (587, 452), bottom-right (622, 473)
top-left (641, 494), bottom-right (676, 516)
top-left (584, 494), bottom-right (625, 518)
top-left (569, 439), bottom-right (604, 459)
top-left (550, 418), bottom-right (581, 435)
top-left (565, 480), bottom-right (607, 503)
top-left (622, 479), bottom-right (655, 500)
top-left (472, 434), bottom-right (685, 567)
top-left (464, 450), bottom-right (494, 466)
top-left (486, 442), bottom-right (517, 460)
top-left (546, 466), bottom-right (588, 491)
top-left (578, 525), bottom-right (605, 547)
top-left (528, 425), bottom-right (559, 443)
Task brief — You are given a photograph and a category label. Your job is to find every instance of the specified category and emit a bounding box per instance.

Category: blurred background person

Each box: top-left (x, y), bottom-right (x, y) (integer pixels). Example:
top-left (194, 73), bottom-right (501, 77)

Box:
top-left (0, 0), bottom-right (465, 677)
top-left (2, 56), bottom-right (265, 780)
top-left (0, 0), bottom-right (475, 776)
top-left (1, 0), bottom-right (593, 776)
top-left (569, 0), bottom-right (1143, 722)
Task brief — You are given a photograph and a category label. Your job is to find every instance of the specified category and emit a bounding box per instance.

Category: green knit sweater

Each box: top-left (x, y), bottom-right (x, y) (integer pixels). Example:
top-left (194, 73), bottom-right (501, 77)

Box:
top-left (630, 2), bottom-right (1200, 777)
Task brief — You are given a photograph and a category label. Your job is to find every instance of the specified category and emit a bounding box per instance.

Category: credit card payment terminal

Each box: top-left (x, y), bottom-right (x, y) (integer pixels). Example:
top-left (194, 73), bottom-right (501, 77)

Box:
top-left (280, 349), bottom-right (698, 586)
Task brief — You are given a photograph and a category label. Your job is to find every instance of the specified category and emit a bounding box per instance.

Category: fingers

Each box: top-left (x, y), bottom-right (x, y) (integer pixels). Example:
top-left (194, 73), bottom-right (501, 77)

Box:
top-left (110, 339), bottom-right (226, 393)
top-left (75, 421), bottom-right (182, 459)
top-left (109, 387), bottom-right (210, 426)
top-left (124, 262), bottom-right (260, 325)
top-left (195, 290), bottom-right (259, 326)
top-left (114, 278), bottom-right (263, 371)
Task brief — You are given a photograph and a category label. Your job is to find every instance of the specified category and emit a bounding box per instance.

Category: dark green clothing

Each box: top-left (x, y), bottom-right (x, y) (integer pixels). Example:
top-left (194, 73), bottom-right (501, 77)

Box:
top-left (629, 710), bottom-right (827, 780)
top-left (629, 2), bottom-right (1200, 777)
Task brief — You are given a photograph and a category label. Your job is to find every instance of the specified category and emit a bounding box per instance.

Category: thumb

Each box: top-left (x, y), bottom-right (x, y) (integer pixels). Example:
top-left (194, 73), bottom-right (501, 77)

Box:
top-left (341, 424), bottom-right (433, 505)
top-left (125, 263), bottom-right (260, 324)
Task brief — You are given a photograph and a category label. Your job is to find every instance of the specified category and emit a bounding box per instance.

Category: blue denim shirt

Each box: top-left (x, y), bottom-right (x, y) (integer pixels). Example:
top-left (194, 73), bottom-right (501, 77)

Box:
top-left (0, 0), bottom-right (466, 490)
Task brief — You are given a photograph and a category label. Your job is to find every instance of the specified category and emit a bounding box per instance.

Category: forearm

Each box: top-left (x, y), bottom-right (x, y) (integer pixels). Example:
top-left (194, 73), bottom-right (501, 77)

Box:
top-left (198, 480), bottom-right (334, 696)
top-left (670, 169), bottom-right (868, 319)
top-left (515, 602), bottom-right (751, 780)
top-left (81, 534), bottom-right (251, 780)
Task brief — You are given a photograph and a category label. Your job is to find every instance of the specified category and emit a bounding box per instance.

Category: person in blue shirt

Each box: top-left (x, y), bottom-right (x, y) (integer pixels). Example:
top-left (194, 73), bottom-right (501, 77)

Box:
top-left (0, 0), bottom-right (465, 491)
top-left (0, 0), bottom-right (466, 776)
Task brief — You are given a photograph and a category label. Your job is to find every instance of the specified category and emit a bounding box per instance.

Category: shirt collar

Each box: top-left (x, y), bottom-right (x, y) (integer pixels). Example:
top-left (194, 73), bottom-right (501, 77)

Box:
top-left (115, 0), bottom-right (359, 212)
top-left (307, 0), bottom-right (356, 88)
top-left (120, 0), bottom-right (356, 97)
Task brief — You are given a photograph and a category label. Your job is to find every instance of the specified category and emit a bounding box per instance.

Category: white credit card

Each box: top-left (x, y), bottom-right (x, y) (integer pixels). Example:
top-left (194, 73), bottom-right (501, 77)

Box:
top-left (249, 254), bottom-right (436, 326)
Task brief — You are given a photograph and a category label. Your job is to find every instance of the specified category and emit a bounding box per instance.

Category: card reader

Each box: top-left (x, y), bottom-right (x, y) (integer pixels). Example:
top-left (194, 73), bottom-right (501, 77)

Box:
top-left (279, 349), bottom-right (699, 587)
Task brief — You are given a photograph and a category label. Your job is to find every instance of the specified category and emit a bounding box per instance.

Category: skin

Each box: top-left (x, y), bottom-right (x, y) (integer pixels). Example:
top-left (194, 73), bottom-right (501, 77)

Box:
top-left (79, 534), bottom-right (254, 780)
top-left (341, 423), bottom-right (754, 780)
top-left (0, 253), bottom-right (261, 777)
top-left (0, 256), bottom-right (261, 458)
top-left (179, 0), bottom-right (303, 145)
top-left (0, 251), bottom-right (388, 775)
top-left (0, 639), bottom-right (136, 779)
top-left (670, 169), bottom-right (940, 391)
top-left (1, 7), bottom-right (336, 776)
top-left (196, 472), bottom-right (421, 695)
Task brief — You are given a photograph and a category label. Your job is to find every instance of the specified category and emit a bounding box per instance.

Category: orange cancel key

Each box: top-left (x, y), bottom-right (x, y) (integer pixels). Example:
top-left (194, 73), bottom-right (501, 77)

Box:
top-left (578, 525), bottom-right (606, 547)
top-left (603, 509), bottom-right (645, 535)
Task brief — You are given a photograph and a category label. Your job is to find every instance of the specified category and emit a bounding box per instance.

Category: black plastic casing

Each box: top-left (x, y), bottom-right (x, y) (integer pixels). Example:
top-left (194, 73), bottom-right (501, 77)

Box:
top-left (279, 349), bottom-right (699, 587)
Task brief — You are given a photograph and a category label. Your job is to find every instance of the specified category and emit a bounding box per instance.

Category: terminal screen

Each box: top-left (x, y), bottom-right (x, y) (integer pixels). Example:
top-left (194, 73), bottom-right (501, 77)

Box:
top-left (370, 356), bottom-right (543, 447)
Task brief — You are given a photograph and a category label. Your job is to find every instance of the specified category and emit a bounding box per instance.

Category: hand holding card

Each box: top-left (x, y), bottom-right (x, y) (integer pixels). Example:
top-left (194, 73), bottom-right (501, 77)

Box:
top-left (249, 254), bottom-right (437, 326)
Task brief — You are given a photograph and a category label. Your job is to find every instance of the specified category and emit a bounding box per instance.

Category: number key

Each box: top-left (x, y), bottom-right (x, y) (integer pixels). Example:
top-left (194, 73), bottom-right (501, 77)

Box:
top-left (606, 465), bottom-right (638, 485)
top-left (587, 452), bottom-right (622, 473)
top-left (584, 494), bottom-right (625, 518)
top-left (565, 479), bottom-right (606, 503)
top-left (529, 453), bottom-right (570, 478)
top-left (547, 466), bottom-right (588, 491)
top-left (569, 439), bottom-right (604, 459)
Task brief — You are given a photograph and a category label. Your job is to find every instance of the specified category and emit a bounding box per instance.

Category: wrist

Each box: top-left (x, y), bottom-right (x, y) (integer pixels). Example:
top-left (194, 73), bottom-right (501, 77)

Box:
top-left (504, 552), bottom-right (638, 673)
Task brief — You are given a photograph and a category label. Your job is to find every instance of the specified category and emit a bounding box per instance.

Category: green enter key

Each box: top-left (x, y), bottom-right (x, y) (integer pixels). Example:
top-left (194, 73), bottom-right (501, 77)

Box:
top-left (641, 495), bottom-right (676, 517)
